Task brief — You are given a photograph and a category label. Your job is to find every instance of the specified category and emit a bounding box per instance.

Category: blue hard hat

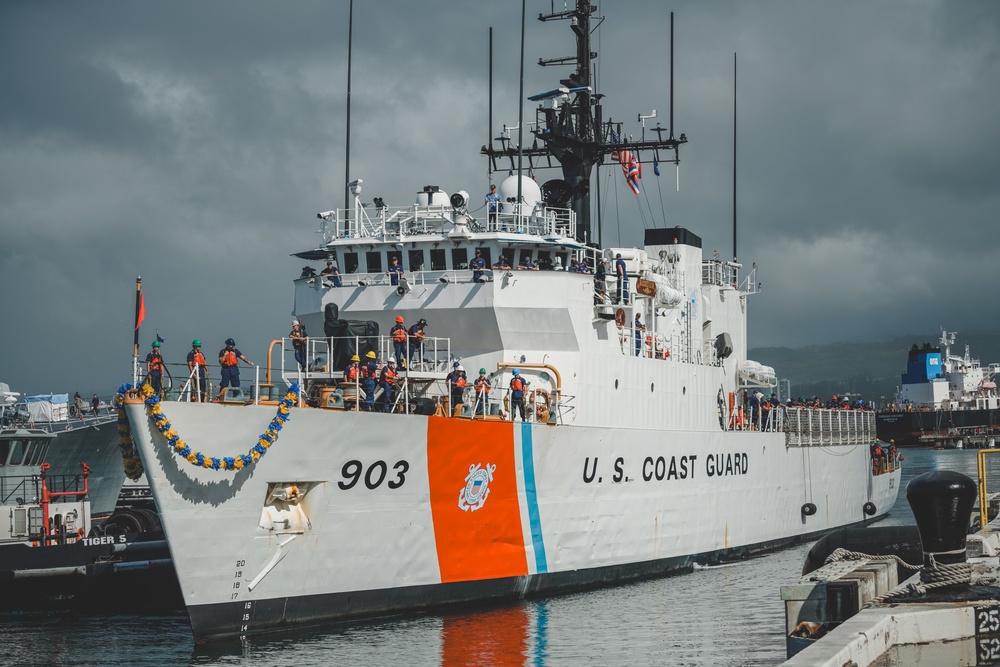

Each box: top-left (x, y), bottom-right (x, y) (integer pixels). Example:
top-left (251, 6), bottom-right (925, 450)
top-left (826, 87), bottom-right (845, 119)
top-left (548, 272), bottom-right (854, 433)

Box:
top-left (512, 368), bottom-right (520, 375)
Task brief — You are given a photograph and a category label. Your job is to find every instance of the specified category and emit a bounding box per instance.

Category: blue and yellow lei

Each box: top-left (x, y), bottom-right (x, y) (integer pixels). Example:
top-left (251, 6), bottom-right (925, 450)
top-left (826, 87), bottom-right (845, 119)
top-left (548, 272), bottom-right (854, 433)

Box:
top-left (116, 382), bottom-right (299, 473)
top-left (116, 384), bottom-right (145, 481)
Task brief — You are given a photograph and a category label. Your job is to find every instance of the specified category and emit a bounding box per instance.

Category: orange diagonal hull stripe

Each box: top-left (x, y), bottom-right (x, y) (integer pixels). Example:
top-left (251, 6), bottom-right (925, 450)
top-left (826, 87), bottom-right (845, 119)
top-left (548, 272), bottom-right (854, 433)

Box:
top-left (427, 417), bottom-right (528, 583)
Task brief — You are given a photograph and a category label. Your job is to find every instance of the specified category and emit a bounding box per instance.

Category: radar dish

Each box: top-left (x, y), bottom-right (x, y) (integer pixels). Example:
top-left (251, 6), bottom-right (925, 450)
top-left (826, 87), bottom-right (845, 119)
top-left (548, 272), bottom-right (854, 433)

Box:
top-left (541, 179), bottom-right (573, 208)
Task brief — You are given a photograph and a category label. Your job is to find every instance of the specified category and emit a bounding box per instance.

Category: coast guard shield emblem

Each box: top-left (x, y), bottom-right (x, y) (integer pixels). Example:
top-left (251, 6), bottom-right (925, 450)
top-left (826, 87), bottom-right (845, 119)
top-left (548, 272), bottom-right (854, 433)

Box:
top-left (458, 463), bottom-right (496, 512)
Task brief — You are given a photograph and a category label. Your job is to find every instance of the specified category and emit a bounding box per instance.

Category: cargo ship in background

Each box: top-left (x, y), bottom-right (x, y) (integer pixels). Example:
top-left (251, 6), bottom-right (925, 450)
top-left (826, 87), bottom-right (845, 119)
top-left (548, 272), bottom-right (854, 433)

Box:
top-left (876, 329), bottom-right (1000, 447)
top-left (120, 2), bottom-right (900, 642)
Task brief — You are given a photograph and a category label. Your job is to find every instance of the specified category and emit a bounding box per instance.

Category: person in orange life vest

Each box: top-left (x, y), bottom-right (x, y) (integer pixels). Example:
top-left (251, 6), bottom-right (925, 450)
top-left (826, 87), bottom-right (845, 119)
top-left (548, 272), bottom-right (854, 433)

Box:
top-left (146, 340), bottom-right (165, 394)
top-left (344, 354), bottom-right (361, 382)
top-left (218, 338), bottom-right (252, 389)
top-left (380, 357), bottom-right (398, 412)
top-left (473, 368), bottom-right (490, 415)
top-left (186, 339), bottom-right (209, 401)
top-left (289, 320), bottom-right (308, 371)
top-left (509, 368), bottom-right (529, 421)
top-left (446, 362), bottom-right (467, 416)
top-left (390, 316), bottom-right (408, 369)
top-left (387, 257), bottom-right (404, 286)
top-left (361, 351), bottom-right (378, 411)
top-left (407, 318), bottom-right (427, 367)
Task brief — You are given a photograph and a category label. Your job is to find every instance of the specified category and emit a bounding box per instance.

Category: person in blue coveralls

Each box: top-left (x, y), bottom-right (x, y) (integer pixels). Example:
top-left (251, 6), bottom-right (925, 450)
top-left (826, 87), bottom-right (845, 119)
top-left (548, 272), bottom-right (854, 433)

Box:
top-left (634, 313), bottom-right (646, 357)
top-left (387, 257), bottom-right (404, 285)
top-left (748, 391), bottom-right (761, 430)
top-left (446, 362), bottom-right (467, 417)
top-left (362, 351), bottom-right (377, 411)
top-left (407, 318), bottom-right (427, 367)
top-left (471, 249), bottom-right (487, 282)
top-left (615, 253), bottom-right (629, 304)
top-left (509, 368), bottom-right (529, 421)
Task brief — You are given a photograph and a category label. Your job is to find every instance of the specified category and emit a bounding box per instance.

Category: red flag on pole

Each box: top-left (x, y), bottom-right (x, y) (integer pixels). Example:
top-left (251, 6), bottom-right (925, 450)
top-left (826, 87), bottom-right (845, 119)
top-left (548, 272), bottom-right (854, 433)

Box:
top-left (135, 293), bottom-right (145, 330)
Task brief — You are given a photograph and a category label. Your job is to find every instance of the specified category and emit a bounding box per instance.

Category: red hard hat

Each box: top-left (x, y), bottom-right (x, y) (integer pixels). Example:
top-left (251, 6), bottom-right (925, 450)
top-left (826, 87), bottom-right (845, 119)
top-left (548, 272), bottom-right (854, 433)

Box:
top-left (395, 315), bottom-right (404, 322)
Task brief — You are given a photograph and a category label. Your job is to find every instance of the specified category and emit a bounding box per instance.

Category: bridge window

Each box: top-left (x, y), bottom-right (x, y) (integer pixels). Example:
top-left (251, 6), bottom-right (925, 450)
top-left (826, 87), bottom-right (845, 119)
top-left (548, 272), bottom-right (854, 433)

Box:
top-left (365, 251), bottom-right (382, 273)
top-left (387, 250), bottom-right (402, 269)
top-left (451, 248), bottom-right (468, 269)
top-left (343, 252), bottom-right (359, 274)
top-left (0, 440), bottom-right (8, 465)
top-left (7, 439), bottom-right (25, 466)
top-left (476, 247), bottom-right (492, 268)
top-left (430, 249), bottom-right (446, 271)
top-left (408, 250), bottom-right (425, 271)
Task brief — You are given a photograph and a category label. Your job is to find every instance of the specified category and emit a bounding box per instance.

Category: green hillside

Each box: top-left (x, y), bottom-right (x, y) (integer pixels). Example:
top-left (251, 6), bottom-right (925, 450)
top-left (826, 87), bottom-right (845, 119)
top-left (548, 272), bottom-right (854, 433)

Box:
top-left (749, 332), bottom-right (1000, 405)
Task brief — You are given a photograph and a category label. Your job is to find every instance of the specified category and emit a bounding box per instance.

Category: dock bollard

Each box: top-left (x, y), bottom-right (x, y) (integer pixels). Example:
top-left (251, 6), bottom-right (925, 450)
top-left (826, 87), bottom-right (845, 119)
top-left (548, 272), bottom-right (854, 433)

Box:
top-left (907, 470), bottom-right (977, 568)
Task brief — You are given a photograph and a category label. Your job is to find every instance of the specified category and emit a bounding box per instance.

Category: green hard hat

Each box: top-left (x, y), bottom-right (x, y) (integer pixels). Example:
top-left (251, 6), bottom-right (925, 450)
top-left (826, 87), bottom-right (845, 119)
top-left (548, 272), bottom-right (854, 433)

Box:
top-left (192, 339), bottom-right (201, 347)
top-left (151, 340), bottom-right (161, 347)
top-left (480, 368), bottom-right (487, 374)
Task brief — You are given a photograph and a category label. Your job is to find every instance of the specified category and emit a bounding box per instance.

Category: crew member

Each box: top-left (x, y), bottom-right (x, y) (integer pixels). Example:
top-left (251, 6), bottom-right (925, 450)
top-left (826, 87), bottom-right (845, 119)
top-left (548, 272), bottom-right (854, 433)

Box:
top-left (320, 260), bottom-right (342, 287)
top-left (91, 393), bottom-right (100, 416)
top-left (471, 249), bottom-right (487, 282)
top-left (362, 351), bottom-right (377, 411)
top-left (509, 368), bottom-right (528, 422)
top-left (446, 362), bottom-right (467, 417)
top-left (615, 253), bottom-right (629, 304)
top-left (391, 316), bottom-right (408, 369)
top-left (187, 339), bottom-right (209, 402)
top-left (290, 320), bottom-right (308, 371)
top-left (218, 338), bottom-right (252, 390)
top-left (146, 340), bottom-right (164, 395)
top-left (407, 318), bottom-right (427, 368)
top-left (473, 368), bottom-right (490, 416)
top-left (634, 313), bottom-right (646, 357)
top-left (492, 255), bottom-right (511, 270)
top-left (344, 354), bottom-right (361, 382)
top-left (380, 357), bottom-right (398, 412)
top-left (485, 184), bottom-right (503, 224)
top-left (387, 257), bottom-right (404, 286)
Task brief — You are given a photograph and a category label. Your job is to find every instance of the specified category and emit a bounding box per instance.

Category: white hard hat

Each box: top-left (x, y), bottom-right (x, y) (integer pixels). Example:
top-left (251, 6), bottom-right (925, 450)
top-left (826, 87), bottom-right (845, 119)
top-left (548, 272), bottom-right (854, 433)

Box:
top-left (292, 320), bottom-right (300, 326)
top-left (388, 356), bottom-right (396, 363)
top-left (456, 365), bottom-right (464, 372)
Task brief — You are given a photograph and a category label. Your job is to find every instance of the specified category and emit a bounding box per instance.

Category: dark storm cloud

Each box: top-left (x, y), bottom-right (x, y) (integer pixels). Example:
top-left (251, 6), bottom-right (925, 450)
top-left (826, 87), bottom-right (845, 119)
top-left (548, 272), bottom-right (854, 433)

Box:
top-left (1, 1), bottom-right (999, 397)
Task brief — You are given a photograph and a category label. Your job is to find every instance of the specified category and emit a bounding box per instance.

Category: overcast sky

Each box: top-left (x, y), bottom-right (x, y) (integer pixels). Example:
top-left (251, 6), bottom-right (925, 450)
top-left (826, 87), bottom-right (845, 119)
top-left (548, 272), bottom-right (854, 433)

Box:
top-left (2, 1), bottom-right (998, 396)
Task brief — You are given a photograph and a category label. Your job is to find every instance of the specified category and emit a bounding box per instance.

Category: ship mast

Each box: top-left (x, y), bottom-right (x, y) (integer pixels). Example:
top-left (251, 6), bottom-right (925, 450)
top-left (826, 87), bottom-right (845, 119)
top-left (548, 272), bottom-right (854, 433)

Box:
top-left (482, 1), bottom-right (687, 244)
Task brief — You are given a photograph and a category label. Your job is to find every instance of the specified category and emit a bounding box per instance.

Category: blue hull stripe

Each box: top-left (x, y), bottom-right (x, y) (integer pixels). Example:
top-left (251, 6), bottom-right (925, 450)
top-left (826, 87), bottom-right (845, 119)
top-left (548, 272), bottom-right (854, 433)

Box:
top-left (521, 421), bottom-right (547, 573)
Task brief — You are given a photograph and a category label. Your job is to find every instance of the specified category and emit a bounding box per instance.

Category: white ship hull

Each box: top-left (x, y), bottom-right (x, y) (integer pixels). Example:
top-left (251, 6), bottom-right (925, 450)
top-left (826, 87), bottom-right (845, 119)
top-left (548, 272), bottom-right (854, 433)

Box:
top-left (125, 401), bottom-right (899, 642)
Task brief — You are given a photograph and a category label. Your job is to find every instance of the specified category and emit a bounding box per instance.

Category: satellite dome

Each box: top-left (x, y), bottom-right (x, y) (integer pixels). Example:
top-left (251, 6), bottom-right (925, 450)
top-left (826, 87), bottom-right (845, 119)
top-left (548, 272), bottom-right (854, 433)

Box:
top-left (499, 175), bottom-right (542, 213)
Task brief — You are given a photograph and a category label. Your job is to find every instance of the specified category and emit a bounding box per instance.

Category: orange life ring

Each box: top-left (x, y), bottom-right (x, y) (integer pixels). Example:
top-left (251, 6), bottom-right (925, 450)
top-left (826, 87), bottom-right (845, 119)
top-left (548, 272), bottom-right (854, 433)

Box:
top-left (614, 308), bottom-right (626, 327)
top-left (528, 389), bottom-right (550, 418)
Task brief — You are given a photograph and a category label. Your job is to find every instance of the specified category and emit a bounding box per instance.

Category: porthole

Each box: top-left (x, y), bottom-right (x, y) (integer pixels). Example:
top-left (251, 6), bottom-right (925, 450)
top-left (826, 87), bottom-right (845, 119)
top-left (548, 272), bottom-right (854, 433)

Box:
top-left (650, 383), bottom-right (655, 393)
top-left (682, 386), bottom-right (686, 395)
top-left (615, 379), bottom-right (619, 390)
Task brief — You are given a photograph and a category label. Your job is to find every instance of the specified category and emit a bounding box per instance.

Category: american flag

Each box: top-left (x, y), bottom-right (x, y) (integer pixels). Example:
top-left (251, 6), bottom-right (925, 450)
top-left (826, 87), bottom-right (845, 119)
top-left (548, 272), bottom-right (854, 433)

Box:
top-left (610, 131), bottom-right (641, 195)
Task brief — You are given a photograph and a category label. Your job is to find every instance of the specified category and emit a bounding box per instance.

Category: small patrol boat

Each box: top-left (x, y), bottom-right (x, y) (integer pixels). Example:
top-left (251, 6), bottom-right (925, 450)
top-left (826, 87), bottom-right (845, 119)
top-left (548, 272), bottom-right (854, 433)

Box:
top-left (876, 330), bottom-right (1000, 447)
top-left (119, 3), bottom-right (901, 642)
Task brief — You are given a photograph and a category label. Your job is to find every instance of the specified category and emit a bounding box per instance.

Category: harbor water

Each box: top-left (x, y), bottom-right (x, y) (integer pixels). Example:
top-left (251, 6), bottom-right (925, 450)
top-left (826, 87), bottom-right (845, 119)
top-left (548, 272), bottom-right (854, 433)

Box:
top-left (2, 447), bottom-right (995, 667)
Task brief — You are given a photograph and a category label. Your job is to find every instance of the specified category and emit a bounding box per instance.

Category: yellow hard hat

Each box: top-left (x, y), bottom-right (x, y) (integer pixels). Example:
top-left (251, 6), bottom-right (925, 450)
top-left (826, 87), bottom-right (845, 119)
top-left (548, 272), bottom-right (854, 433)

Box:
top-left (351, 354), bottom-right (360, 362)
top-left (365, 351), bottom-right (376, 359)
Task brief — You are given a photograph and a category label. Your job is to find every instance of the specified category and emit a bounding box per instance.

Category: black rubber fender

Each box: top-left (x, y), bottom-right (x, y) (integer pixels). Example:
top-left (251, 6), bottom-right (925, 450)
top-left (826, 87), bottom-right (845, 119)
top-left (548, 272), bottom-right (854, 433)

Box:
top-left (801, 502), bottom-right (817, 516)
top-left (863, 502), bottom-right (877, 516)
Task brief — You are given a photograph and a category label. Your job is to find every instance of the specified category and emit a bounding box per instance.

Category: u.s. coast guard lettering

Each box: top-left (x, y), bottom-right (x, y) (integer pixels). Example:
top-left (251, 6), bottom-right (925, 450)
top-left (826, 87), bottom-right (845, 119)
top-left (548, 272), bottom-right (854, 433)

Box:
top-left (458, 462), bottom-right (495, 511)
top-left (583, 452), bottom-right (749, 484)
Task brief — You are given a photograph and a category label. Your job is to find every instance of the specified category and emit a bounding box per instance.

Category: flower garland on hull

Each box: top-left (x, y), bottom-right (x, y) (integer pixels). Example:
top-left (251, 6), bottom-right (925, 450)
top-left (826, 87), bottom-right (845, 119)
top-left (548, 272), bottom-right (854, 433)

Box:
top-left (116, 382), bottom-right (299, 474)
top-left (116, 384), bottom-right (145, 481)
